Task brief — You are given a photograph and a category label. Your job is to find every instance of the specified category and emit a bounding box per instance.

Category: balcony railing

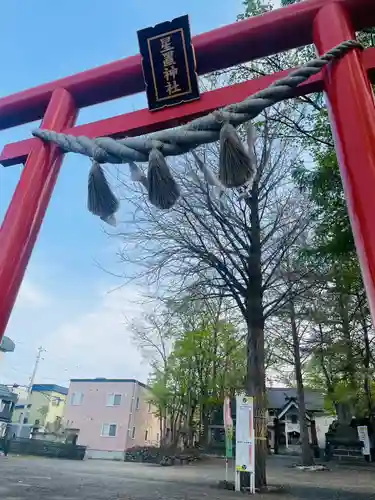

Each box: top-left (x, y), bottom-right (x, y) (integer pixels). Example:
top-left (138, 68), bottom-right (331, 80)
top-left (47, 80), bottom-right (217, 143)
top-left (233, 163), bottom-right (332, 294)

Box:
top-left (0, 406), bottom-right (13, 422)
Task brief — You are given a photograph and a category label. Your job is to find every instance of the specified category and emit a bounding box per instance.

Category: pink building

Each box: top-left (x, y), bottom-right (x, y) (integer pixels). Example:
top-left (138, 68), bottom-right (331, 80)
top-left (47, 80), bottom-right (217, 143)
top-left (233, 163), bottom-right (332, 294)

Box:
top-left (64, 378), bottom-right (160, 460)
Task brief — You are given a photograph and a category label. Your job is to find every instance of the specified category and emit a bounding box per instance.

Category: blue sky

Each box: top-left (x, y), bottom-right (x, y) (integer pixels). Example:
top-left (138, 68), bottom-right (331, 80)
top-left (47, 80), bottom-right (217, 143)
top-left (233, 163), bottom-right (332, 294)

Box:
top-left (0, 0), bottom-right (245, 388)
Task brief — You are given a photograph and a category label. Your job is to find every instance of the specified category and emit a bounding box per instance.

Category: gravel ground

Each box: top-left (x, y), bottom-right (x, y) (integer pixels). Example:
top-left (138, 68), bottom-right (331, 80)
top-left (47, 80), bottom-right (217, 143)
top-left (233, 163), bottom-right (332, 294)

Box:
top-left (0, 455), bottom-right (374, 499)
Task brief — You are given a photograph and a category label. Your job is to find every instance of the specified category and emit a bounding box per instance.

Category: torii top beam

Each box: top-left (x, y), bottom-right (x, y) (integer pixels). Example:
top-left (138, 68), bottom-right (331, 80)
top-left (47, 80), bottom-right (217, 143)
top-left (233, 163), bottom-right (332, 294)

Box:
top-left (0, 0), bottom-right (373, 131)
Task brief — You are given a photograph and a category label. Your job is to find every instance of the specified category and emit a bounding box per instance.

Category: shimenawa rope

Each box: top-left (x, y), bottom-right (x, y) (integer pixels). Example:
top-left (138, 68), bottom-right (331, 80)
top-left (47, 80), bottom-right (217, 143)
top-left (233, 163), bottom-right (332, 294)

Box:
top-left (31, 40), bottom-right (362, 224)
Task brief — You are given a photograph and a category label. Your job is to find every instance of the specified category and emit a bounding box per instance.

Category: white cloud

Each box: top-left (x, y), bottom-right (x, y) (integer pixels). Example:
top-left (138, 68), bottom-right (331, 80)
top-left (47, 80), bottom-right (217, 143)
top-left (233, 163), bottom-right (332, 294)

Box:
top-left (1, 278), bottom-right (151, 387)
top-left (16, 279), bottom-right (50, 309)
top-left (41, 285), bottom-right (150, 383)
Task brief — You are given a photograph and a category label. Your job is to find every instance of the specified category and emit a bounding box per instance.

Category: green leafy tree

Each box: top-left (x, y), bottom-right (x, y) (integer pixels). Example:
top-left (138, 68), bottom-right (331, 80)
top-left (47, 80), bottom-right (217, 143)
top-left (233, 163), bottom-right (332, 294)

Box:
top-left (278, 0), bottom-right (375, 420)
top-left (292, 109), bottom-right (375, 420)
top-left (148, 317), bottom-right (245, 447)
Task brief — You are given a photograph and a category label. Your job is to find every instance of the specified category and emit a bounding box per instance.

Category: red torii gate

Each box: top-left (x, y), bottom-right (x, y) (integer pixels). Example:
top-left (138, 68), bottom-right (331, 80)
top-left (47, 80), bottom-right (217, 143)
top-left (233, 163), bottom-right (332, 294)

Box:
top-left (0, 0), bottom-right (375, 342)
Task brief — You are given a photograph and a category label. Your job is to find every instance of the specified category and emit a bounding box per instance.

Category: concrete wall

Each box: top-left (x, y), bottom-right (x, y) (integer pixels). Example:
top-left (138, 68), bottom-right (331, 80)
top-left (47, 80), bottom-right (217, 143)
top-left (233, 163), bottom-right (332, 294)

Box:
top-left (85, 449), bottom-right (125, 460)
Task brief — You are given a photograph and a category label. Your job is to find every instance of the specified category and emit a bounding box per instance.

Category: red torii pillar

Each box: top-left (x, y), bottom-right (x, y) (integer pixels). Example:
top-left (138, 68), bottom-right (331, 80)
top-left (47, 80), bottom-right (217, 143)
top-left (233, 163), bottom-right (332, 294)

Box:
top-left (0, 90), bottom-right (77, 337)
top-left (0, 0), bottom-right (375, 342)
top-left (314, 4), bottom-right (375, 314)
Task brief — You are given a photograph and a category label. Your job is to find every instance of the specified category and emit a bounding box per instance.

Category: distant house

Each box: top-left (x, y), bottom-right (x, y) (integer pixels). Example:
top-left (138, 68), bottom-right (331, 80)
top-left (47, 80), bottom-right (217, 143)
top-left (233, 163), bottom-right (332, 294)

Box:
top-left (0, 385), bottom-right (18, 423)
top-left (63, 378), bottom-right (160, 460)
top-left (12, 384), bottom-right (68, 429)
top-left (266, 388), bottom-right (325, 453)
top-left (0, 384), bottom-right (18, 438)
top-left (210, 388), bottom-right (326, 454)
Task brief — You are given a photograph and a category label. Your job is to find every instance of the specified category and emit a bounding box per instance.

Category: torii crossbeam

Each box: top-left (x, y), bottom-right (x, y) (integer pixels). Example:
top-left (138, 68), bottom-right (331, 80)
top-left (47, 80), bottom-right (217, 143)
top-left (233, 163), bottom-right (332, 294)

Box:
top-left (0, 0), bottom-right (375, 342)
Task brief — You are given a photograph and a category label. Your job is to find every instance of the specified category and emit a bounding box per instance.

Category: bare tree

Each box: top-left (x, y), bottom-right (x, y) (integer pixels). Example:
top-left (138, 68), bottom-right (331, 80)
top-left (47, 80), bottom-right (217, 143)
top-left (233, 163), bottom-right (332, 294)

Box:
top-left (114, 107), bottom-right (312, 488)
top-left (128, 306), bottom-right (173, 444)
top-left (130, 308), bottom-right (171, 373)
top-left (268, 296), bottom-right (315, 465)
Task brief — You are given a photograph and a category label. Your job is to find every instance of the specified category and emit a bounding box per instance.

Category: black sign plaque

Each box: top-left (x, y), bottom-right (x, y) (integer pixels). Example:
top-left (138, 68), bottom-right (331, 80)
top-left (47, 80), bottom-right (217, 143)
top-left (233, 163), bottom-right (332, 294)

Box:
top-left (137, 15), bottom-right (200, 112)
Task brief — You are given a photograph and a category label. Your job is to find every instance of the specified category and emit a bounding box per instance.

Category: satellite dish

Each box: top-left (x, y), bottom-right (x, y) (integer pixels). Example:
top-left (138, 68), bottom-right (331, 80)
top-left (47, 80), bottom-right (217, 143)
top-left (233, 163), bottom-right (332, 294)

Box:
top-left (0, 336), bottom-right (15, 353)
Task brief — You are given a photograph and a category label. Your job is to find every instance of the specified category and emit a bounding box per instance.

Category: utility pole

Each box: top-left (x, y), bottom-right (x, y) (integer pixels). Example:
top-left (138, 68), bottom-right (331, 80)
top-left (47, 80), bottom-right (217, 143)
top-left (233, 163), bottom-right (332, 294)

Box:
top-left (22, 346), bottom-right (45, 426)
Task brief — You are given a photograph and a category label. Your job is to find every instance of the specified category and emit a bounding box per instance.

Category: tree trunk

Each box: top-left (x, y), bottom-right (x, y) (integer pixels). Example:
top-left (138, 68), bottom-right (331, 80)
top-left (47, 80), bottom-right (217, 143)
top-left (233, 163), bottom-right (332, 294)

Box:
top-left (246, 186), bottom-right (267, 490)
top-left (289, 298), bottom-right (314, 466)
top-left (316, 323), bottom-right (339, 412)
top-left (172, 414), bottom-right (180, 446)
top-left (159, 406), bottom-right (166, 447)
top-left (357, 295), bottom-right (373, 417)
top-left (188, 404), bottom-right (196, 447)
top-left (199, 399), bottom-right (210, 446)
top-left (246, 316), bottom-right (267, 489)
top-left (336, 282), bottom-right (357, 414)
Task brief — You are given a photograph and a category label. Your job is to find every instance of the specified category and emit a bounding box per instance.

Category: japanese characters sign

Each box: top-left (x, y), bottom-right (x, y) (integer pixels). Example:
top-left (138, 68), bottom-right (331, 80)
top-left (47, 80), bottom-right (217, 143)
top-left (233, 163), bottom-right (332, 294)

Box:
top-left (235, 395), bottom-right (255, 493)
top-left (137, 15), bottom-right (200, 111)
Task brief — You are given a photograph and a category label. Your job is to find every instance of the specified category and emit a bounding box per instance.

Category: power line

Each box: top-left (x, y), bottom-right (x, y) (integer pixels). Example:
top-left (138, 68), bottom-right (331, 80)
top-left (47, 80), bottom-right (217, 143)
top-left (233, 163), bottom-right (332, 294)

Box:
top-left (22, 346), bottom-right (46, 425)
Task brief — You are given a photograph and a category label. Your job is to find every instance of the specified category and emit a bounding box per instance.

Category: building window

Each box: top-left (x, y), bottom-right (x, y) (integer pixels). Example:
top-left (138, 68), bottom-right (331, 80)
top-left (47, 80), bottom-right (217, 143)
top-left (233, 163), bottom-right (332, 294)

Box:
top-left (290, 414), bottom-right (298, 424)
top-left (71, 392), bottom-right (84, 406)
top-left (132, 426), bottom-right (136, 439)
top-left (107, 394), bottom-right (122, 406)
top-left (144, 430), bottom-right (148, 441)
top-left (101, 423), bottom-right (117, 437)
top-left (135, 397), bottom-right (140, 410)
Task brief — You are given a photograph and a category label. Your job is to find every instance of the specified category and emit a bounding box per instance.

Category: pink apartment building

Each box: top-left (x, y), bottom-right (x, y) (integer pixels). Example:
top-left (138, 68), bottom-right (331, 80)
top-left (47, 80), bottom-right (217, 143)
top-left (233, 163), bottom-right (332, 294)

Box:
top-left (64, 378), bottom-right (160, 460)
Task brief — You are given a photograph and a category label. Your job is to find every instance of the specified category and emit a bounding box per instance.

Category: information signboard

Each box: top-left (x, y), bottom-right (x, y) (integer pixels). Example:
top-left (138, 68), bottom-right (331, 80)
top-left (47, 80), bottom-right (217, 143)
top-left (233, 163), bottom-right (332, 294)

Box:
top-left (235, 395), bottom-right (255, 493)
top-left (357, 425), bottom-right (371, 456)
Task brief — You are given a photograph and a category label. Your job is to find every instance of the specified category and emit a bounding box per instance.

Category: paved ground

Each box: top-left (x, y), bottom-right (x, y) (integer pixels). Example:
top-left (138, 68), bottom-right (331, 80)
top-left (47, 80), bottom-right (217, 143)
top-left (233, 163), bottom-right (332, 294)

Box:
top-left (0, 455), bottom-right (374, 499)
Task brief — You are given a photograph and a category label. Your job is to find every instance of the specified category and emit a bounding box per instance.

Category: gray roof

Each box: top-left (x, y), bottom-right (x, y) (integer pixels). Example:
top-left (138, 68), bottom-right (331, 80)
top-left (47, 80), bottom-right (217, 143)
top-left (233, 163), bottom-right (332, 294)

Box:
top-left (268, 388), bottom-right (324, 412)
top-left (70, 378), bottom-right (147, 388)
top-left (0, 384), bottom-right (18, 403)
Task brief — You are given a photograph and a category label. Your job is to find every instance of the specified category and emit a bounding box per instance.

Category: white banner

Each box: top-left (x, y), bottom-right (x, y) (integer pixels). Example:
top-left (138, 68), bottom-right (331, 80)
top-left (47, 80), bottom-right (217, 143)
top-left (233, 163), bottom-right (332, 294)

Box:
top-left (235, 395), bottom-right (255, 493)
top-left (357, 425), bottom-right (371, 456)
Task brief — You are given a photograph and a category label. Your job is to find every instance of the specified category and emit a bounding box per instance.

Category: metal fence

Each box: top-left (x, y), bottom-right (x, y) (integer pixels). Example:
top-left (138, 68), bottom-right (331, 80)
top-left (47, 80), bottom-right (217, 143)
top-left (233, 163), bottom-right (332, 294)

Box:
top-left (6, 437), bottom-right (86, 460)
